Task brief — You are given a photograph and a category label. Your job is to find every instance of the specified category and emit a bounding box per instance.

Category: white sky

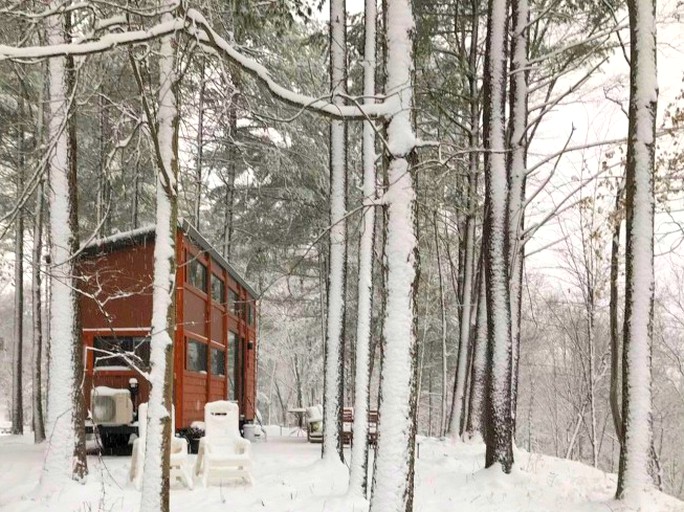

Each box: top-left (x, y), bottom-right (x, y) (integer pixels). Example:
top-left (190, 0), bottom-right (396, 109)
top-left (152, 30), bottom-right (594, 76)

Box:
top-left (525, 1), bottom-right (684, 294)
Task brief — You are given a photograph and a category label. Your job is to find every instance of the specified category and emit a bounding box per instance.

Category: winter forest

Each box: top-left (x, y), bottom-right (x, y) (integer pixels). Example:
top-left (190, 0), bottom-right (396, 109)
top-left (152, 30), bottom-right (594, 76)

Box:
top-left (0, 0), bottom-right (683, 510)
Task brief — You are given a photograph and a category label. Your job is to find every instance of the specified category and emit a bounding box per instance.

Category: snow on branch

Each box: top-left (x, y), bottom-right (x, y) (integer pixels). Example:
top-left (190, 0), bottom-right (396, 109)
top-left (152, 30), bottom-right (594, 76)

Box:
top-left (0, 7), bottom-right (394, 120)
top-left (0, 19), bottom-right (184, 60)
top-left (182, 8), bottom-right (391, 120)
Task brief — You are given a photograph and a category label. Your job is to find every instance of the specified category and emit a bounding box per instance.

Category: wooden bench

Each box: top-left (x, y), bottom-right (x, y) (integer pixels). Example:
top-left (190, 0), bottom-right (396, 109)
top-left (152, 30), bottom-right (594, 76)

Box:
top-left (340, 408), bottom-right (379, 446)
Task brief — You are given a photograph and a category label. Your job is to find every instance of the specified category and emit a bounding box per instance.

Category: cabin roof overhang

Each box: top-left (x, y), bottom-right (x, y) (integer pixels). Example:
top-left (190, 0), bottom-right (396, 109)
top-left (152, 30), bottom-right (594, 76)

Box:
top-left (81, 219), bottom-right (258, 298)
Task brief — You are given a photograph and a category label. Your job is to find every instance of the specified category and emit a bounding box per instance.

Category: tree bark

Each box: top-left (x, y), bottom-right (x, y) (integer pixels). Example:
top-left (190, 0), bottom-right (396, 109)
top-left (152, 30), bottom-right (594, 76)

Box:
top-left (12, 96), bottom-right (25, 436)
top-left (194, 57), bottom-right (206, 227)
top-left (507, 0), bottom-right (529, 432)
top-left (348, 0), bottom-right (377, 497)
top-left (610, 180), bottom-right (625, 444)
top-left (616, 0), bottom-right (658, 496)
top-left (139, 8), bottom-right (179, 511)
top-left (433, 213), bottom-right (449, 437)
top-left (322, 0), bottom-right (348, 464)
top-left (32, 179), bottom-right (46, 443)
top-left (482, 0), bottom-right (514, 472)
top-left (40, 2), bottom-right (88, 491)
top-left (369, 0), bottom-right (420, 510)
top-left (465, 251), bottom-right (487, 440)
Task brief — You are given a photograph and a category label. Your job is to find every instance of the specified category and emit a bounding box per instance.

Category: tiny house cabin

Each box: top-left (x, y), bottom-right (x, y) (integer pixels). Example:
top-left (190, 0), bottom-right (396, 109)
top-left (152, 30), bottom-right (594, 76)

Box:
top-left (78, 220), bottom-right (257, 446)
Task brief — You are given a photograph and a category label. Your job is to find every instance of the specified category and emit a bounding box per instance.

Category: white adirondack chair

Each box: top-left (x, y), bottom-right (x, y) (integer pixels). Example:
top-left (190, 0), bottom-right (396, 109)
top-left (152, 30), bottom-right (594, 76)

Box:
top-left (194, 401), bottom-right (253, 487)
top-left (129, 402), bottom-right (193, 490)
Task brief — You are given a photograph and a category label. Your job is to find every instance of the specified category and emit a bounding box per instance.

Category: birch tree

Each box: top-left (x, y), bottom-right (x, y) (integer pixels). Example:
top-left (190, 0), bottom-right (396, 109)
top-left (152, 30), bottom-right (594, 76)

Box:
top-left (616, 0), bottom-right (658, 497)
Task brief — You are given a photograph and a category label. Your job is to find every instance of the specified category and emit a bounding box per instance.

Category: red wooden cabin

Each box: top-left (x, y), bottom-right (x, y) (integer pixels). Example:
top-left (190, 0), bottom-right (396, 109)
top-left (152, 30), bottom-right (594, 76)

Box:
top-left (78, 220), bottom-right (258, 446)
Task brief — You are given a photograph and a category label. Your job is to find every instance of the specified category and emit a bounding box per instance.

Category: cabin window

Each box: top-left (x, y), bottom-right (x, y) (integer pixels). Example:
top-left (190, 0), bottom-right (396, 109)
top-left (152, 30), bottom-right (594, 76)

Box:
top-left (228, 289), bottom-right (241, 317)
top-left (186, 338), bottom-right (208, 373)
top-left (247, 303), bottom-right (254, 325)
top-left (211, 274), bottom-right (225, 304)
top-left (228, 331), bottom-right (239, 400)
top-left (93, 336), bottom-right (150, 370)
top-left (187, 257), bottom-right (207, 292)
top-left (211, 347), bottom-right (226, 376)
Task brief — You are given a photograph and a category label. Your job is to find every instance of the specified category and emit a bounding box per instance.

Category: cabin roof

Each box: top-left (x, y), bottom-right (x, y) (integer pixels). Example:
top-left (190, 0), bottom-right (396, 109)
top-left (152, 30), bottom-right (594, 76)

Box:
top-left (82, 219), bottom-right (258, 298)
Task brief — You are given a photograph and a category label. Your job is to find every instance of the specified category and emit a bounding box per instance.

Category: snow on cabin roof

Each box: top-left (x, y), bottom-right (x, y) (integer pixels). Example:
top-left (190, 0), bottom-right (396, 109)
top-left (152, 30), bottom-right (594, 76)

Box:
top-left (81, 219), bottom-right (258, 299)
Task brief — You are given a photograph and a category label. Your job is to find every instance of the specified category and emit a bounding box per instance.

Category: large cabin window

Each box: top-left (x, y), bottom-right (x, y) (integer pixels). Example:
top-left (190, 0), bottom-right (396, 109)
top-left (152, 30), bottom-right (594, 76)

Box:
top-left (186, 338), bottom-right (208, 373)
top-left (187, 257), bottom-right (207, 292)
top-left (228, 331), bottom-right (239, 400)
top-left (211, 347), bottom-right (226, 376)
top-left (93, 336), bottom-right (150, 370)
top-left (211, 273), bottom-right (225, 304)
top-left (247, 303), bottom-right (254, 325)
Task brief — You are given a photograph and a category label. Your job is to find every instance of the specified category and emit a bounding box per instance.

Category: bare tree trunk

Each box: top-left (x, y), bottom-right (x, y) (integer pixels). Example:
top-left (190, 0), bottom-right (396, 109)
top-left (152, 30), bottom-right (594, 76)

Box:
top-left (610, 180), bottom-right (625, 444)
top-left (348, 0), bottom-right (377, 497)
top-left (616, 0), bottom-right (658, 496)
top-left (482, 0), bottom-right (514, 471)
top-left (222, 78), bottom-right (239, 259)
top-left (507, 0), bottom-right (529, 434)
top-left (41, 3), bottom-right (88, 490)
top-left (65, 28), bottom-right (88, 480)
top-left (465, 252), bottom-right (487, 440)
top-left (32, 179), bottom-right (46, 443)
top-left (433, 213), bottom-right (448, 437)
top-left (132, 159), bottom-right (140, 229)
top-left (369, 0), bottom-right (420, 510)
top-left (322, 0), bottom-right (348, 464)
top-left (448, 40), bottom-right (479, 433)
top-left (96, 92), bottom-right (110, 234)
top-left (139, 7), bottom-right (179, 510)
top-left (12, 97), bottom-right (25, 436)
top-left (33, 75), bottom-right (47, 443)
top-left (194, 57), bottom-right (206, 227)
top-left (586, 292), bottom-right (598, 467)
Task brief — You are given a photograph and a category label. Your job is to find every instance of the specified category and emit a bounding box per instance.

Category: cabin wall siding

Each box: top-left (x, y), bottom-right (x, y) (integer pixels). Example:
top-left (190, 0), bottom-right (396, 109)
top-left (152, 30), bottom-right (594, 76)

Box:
top-left (80, 228), bottom-right (258, 432)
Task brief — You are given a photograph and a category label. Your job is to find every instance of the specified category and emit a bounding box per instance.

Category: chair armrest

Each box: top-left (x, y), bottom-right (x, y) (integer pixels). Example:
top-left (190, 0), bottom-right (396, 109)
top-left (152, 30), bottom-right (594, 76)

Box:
top-left (235, 438), bottom-right (251, 455)
top-left (171, 436), bottom-right (188, 454)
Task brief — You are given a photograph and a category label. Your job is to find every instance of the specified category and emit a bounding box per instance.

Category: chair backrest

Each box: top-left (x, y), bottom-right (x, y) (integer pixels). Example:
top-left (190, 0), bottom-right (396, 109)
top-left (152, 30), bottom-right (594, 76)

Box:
top-left (306, 404), bottom-right (322, 423)
top-left (204, 401), bottom-right (241, 444)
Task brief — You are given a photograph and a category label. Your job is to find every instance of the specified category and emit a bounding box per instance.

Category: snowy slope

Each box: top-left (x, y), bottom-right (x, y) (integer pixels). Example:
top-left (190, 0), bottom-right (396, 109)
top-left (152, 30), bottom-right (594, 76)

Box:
top-left (0, 430), bottom-right (681, 512)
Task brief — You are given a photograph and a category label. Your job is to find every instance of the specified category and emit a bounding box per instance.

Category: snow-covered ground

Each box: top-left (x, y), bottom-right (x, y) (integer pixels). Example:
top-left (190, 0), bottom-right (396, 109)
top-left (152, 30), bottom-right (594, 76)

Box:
top-left (0, 427), bottom-right (682, 512)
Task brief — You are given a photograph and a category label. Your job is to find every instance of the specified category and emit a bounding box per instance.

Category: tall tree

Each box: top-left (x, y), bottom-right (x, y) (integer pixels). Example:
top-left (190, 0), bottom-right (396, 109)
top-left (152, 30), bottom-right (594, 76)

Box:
top-left (447, 0), bottom-right (481, 439)
top-left (507, 0), bottom-right (529, 430)
top-left (322, 0), bottom-right (348, 464)
top-left (369, 0), bottom-right (420, 510)
top-left (482, 0), bottom-right (514, 472)
top-left (32, 178), bottom-right (46, 443)
top-left (139, 6), bottom-right (179, 511)
top-left (616, 0), bottom-right (658, 497)
top-left (40, 3), bottom-right (88, 492)
top-left (11, 92), bottom-right (25, 436)
top-left (348, 0), bottom-right (377, 498)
